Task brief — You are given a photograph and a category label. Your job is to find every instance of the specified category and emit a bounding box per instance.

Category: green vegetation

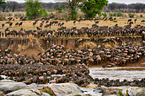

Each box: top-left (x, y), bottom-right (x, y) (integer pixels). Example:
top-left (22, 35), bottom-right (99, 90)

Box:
top-left (140, 14), bottom-right (143, 17)
top-left (56, 7), bottom-right (63, 13)
top-left (102, 12), bottom-right (107, 18)
top-left (74, 95), bottom-right (81, 96)
top-left (117, 12), bottom-right (123, 17)
top-left (128, 13), bottom-right (134, 18)
top-left (24, 0), bottom-right (48, 20)
top-left (79, 0), bottom-right (108, 18)
top-left (109, 13), bottom-right (113, 16)
top-left (0, 0), bottom-right (6, 5)
top-left (118, 89), bottom-right (123, 96)
top-left (113, 20), bottom-right (117, 22)
top-left (63, 0), bottom-right (85, 20)
top-left (44, 90), bottom-right (54, 96)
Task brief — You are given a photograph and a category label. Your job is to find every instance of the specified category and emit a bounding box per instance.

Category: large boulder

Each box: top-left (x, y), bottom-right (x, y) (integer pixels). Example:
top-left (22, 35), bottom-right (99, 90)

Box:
top-left (45, 83), bottom-right (85, 96)
top-left (6, 89), bottom-right (39, 96)
top-left (6, 89), bottom-right (51, 96)
top-left (0, 80), bottom-right (27, 94)
top-left (122, 87), bottom-right (145, 96)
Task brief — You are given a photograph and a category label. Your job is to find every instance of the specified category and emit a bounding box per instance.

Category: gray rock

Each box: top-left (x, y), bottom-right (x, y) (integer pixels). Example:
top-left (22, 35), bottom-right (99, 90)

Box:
top-left (0, 80), bottom-right (26, 94)
top-left (80, 87), bottom-right (102, 96)
top-left (46, 83), bottom-right (84, 96)
top-left (122, 87), bottom-right (145, 96)
top-left (30, 89), bottom-right (51, 96)
top-left (26, 83), bottom-right (38, 89)
top-left (6, 89), bottom-right (39, 96)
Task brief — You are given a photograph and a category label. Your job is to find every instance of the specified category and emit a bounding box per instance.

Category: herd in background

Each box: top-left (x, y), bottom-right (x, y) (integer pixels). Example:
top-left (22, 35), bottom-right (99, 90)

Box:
top-left (1, 16), bottom-right (145, 32)
top-left (0, 16), bottom-right (145, 38)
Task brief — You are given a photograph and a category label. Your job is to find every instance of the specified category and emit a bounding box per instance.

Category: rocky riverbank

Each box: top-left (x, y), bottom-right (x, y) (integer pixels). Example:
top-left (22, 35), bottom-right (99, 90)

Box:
top-left (0, 79), bottom-right (145, 96)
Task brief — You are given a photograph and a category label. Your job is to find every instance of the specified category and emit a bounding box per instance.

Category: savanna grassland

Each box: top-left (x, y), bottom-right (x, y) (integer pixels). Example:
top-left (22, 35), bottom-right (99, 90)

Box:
top-left (0, 12), bottom-right (144, 33)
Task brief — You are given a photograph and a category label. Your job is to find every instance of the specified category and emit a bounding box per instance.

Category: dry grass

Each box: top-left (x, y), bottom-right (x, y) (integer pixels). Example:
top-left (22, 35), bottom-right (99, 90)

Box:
top-left (78, 41), bottom-right (97, 49)
top-left (0, 12), bottom-right (144, 33)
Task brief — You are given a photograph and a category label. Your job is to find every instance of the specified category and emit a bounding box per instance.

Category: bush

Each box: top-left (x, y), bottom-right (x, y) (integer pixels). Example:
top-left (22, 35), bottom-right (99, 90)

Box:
top-left (48, 9), bottom-right (54, 12)
top-left (117, 12), bottom-right (123, 17)
top-left (69, 10), bottom-right (78, 20)
top-left (56, 7), bottom-right (63, 13)
top-left (40, 9), bottom-right (48, 17)
top-left (8, 13), bottom-right (12, 16)
top-left (113, 20), bottom-right (117, 22)
top-left (25, 0), bottom-right (46, 20)
top-left (18, 14), bottom-right (21, 17)
top-left (102, 13), bottom-right (107, 18)
top-left (128, 13), bottom-right (134, 18)
top-left (109, 13), bottom-right (113, 16)
top-left (140, 14), bottom-right (143, 18)
top-left (113, 12), bottom-right (116, 16)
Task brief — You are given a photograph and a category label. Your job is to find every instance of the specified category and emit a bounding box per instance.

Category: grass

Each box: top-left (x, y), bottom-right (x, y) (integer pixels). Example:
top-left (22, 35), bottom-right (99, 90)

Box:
top-left (39, 87), bottom-right (56, 96)
top-left (0, 12), bottom-right (145, 33)
top-left (78, 41), bottom-right (97, 49)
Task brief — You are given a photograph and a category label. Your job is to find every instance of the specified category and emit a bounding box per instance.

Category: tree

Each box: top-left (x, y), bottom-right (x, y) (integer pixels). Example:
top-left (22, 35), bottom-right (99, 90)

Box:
top-left (56, 7), bottom-right (63, 13)
top-left (60, 0), bottom-right (85, 20)
top-left (79, 0), bottom-right (108, 18)
top-left (7, 1), bottom-right (19, 12)
top-left (25, 0), bottom-right (48, 20)
top-left (0, 0), bottom-right (6, 6)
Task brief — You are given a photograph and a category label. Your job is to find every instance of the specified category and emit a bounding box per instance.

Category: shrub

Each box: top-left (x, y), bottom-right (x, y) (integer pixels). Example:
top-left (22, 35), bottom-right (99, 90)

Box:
top-left (69, 10), bottom-right (78, 20)
top-left (56, 7), bottom-right (63, 13)
top-left (109, 13), bottom-right (113, 16)
top-left (128, 13), bottom-right (134, 18)
top-left (102, 12), bottom-right (107, 18)
top-left (113, 12), bottom-right (116, 16)
top-left (140, 14), bottom-right (143, 18)
top-left (8, 13), bottom-right (12, 16)
top-left (117, 12), bottom-right (123, 17)
top-left (40, 9), bottom-right (48, 17)
top-left (25, 0), bottom-right (46, 20)
top-left (113, 20), bottom-right (117, 22)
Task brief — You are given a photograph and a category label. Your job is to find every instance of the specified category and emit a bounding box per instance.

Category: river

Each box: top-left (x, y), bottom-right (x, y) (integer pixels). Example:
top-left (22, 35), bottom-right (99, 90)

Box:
top-left (89, 67), bottom-right (145, 81)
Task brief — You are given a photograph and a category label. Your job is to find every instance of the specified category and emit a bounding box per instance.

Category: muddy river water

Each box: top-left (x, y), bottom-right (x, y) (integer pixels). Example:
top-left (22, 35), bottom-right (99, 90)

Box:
top-left (89, 67), bottom-right (145, 81)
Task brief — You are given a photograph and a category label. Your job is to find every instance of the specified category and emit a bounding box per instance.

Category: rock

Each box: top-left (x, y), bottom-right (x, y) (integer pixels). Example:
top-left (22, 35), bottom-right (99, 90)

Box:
top-left (80, 87), bottom-right (102, 96)
top-left (31, 89), bottom-right (51, 96)
top-left (0, 80), bottom-right (27, 94)
top-left (49, 80), bottom-right (56, 83)
top-left (6, 89), bottom-right (39, 96)
top-left (26, 83), bottom-right (38, 89)
top-left (122, 87), bottom-right (145, 96)
top-left (46, 83), bottom-right (84, 96)
top-left (95, 86), bottom-right (107, 95)
top-left (86, 83), bottom-right (98, 88)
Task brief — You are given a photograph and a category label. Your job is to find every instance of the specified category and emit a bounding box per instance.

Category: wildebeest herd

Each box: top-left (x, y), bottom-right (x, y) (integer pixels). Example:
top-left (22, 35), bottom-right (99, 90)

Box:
top-left (1, 23), bottom-right (145, 38)
top-left (0, 42), bottom-right (145, 87)
top-left (0, 16), bottom-right (145, 87)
